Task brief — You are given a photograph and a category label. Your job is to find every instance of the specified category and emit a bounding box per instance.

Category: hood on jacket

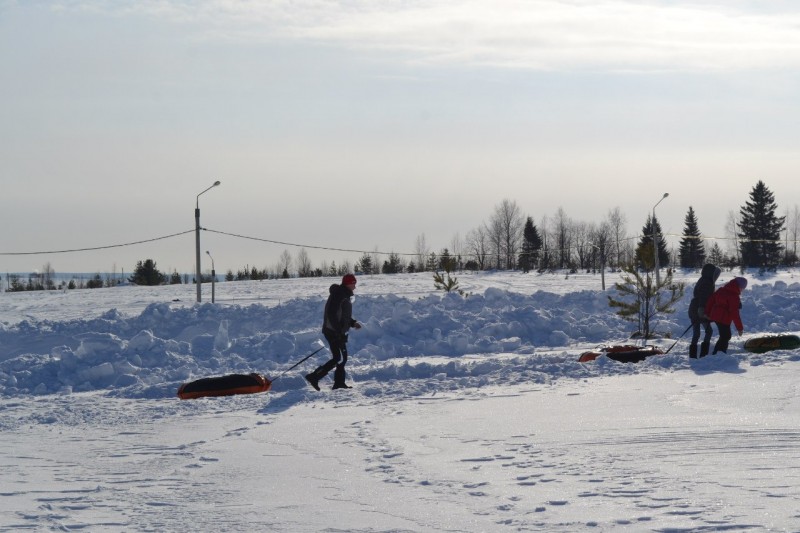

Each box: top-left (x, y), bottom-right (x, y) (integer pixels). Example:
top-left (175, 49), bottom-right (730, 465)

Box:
top-left (701, 263), bottom-right (721, 282)
top-left (721, 278), bottom-right (743, 294)
top-left (329, 283), bottom-right (353, 297)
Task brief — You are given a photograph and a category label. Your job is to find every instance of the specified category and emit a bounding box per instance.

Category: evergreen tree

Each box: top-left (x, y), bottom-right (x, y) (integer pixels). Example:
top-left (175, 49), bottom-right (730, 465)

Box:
top-left (707, 242), bottom-right (726, 266)
top-left (356, 253), bottom-right (373, 274)
top-left (678, 206), bottom-right (706, 268)
top-left (382, 253), bottom-right (403, 274)
top-left (438, 248), bottom-right (456, 271)
top-left (636, 215), bottom-right (669, 270)
top-left (518, 216), bottom-right (543, 273)
top-left (738, 180), bottom-right (785, 269)
top-left (129, 259), bottom-right (166, 286)
top-left (425, 252), bottom-right (438, 272)
top-left (608, 263), bottom-right (685, 339)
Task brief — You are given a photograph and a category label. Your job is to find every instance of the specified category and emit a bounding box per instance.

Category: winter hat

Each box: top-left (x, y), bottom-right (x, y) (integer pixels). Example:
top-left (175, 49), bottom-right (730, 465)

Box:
top-left (735, 277), bottom-right (748, 290)
top-left (342, 273), bottom-right (357, 286)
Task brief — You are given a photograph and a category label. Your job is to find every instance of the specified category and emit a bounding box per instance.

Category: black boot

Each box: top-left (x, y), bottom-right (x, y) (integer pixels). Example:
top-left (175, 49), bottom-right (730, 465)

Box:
top-left (689, 344), bottom-right (698, 359)
top-left (332, 383), bottom-right (351, 390)
top-left (305, 372), bottom-right (320, 391)
top-left (699, 342), bottom-right (710, 358)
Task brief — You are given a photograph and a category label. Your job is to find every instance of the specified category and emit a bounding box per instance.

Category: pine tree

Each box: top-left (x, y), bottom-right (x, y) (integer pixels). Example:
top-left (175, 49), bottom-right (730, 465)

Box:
top-left (678, 206), bottom-right (706, 268)
top-left (129, 259), bottom-right (166, 286)
top-left (356, 253), bottom-right (373, 274)
top-left (636, 215), bottom-right (669, 270)
top-left (707, 242), bottom-right (726, 266)
top-left (518, 217), bottom-right (543, 273)
top-left (608, 263), bottom-right (685, 340)
top-left (738, 180), bottom-right (785, 269)
top-left (382, 253), bottom-right (403, 274)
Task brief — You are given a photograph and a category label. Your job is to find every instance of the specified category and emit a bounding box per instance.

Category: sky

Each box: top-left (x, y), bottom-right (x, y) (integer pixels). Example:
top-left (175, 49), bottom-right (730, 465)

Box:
top-left (2, 0), bottom-right (800, 276)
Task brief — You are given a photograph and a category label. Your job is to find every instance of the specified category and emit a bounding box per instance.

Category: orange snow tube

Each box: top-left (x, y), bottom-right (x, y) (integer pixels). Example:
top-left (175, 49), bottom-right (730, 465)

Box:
top-left (177, 372), bottom-right (272, 400)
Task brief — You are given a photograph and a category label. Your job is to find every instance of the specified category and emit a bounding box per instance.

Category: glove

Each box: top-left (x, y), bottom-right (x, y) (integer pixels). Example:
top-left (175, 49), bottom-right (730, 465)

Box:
top-left (353, 321), bottom-right (362, 330)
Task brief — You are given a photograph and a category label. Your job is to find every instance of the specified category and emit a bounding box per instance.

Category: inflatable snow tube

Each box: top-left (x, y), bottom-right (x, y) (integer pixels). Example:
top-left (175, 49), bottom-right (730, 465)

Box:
top-left (743, 334), bottom-right (800, 354)
top-left (579, 345), bottom-right (664, 363)
top-left (177, 372), bottom-right (272, 400)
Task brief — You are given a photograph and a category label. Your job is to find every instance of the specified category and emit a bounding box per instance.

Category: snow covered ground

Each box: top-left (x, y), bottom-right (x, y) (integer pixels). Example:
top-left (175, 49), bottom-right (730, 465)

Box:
top-left (2, 269), bottom-right (800, 531)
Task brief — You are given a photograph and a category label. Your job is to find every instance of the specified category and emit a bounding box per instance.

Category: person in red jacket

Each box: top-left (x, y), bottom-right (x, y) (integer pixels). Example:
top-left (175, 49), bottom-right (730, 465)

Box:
top-left (705, 277), bottom-right (747, 354)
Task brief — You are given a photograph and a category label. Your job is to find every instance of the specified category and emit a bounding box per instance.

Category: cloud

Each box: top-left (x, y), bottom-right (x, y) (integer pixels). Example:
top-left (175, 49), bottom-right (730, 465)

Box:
top-left (62, 0), bottom-right (800, 73)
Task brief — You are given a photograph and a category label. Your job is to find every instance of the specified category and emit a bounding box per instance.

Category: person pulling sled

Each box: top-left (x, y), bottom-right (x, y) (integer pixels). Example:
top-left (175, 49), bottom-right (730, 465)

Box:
top-left (305, 273), bottom-right (362, 391)
top-left (688, 264), bottom-right (721, 358)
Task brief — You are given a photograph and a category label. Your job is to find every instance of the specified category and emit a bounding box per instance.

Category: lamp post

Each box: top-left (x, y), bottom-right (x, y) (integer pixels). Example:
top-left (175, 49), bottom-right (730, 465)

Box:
top-left (195, 180), bottom-right (221, 303)
top-left (652, 192), bottom-right (669, 286)
top-left (206, 250), bottom-right (216, 303)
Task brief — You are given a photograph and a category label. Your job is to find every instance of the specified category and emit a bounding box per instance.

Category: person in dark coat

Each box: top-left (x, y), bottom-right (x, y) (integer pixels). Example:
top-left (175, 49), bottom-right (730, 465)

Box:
top-left (305, 273), bottom-right (362, 390)
top-left (688, 264), bottom-right (721, 358)
top-left (705, 277), bottom-right (747, 355)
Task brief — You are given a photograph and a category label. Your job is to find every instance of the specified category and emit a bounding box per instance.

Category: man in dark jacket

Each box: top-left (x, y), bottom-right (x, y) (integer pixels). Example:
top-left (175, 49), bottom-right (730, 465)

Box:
top-left (688, 264), bottom-right (721, 358)
top-left (305, 273), bottom-right (362, 390)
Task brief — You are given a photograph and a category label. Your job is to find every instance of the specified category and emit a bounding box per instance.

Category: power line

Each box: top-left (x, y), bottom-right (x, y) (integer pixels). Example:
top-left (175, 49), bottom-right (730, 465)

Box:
top-left (0, 230), bottom-right (194, 256)
top-left (204, 228), bottom-right (422, 257)
top-left (0, 227), bottom-right (797, 260)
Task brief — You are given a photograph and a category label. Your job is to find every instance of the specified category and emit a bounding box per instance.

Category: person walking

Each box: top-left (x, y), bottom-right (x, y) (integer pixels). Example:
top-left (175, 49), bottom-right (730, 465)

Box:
top-left (688, 264), bottom-right (721, 358)
top-left (705, 276), bottom-right (747, 355)
top-left (305, 273), bottom-right (362, 391)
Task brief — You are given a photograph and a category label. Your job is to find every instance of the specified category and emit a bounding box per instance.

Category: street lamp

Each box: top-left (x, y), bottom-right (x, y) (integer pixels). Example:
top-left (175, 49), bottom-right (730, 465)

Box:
top-left (652, 192), bottom-right (669, 286)
top-left (206, 250), bottom-right (216, 303)
top-left (195, 180), bottom-right (221, 303)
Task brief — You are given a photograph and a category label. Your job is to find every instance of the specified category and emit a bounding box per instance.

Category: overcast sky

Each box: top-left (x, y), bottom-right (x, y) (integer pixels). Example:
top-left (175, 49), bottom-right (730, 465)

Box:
top-left (2, 0), bottom-right (799, 276)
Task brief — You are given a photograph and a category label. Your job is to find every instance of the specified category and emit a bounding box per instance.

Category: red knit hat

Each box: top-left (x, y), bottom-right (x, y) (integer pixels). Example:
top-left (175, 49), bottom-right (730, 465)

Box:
top-left (342, 274), bottom-right (357, 286)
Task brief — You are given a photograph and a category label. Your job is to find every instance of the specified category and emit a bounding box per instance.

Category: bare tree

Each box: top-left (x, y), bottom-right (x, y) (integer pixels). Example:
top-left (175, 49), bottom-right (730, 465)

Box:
top-left (278, 249), bottom-right (293, 277)
top-left (488, 199), bottom-right (525, 270)
top-left (572, 220), bottom-right (592, 270)
top-left (414, 234), bottom-right (430, 272)
top-left (371, 247), bottom-right (381, 275)
top-left (450, 232), bottom-right (464, 270)
top-left (724, 210), bottom-right (741, 265)
top-left (465, 225), bottom-right (490, 270)
top-left (539, 214), bottom-right (552, 271)
top-left (785, 205), bottom-right (799, 263)
top-left (296, 248), bottom-right (313, 277)
top-left (607, 207), bottom-right (628, 269)
top-left (552, 207), bottom-right (573, 269)
top-left (41, 262), bottom-right (55, 290)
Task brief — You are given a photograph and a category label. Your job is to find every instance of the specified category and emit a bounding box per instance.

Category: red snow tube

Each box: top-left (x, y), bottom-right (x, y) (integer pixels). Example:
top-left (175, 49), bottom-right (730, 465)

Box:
top-left (177, 372), bottom-right (272, 400)
top-left (579, 345), bottom-right (664, 363)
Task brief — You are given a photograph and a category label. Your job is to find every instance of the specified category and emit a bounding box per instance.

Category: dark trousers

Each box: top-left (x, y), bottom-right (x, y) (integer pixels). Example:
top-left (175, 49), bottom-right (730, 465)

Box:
top-left (689, 320), bottom-right (713, 358)
top-left (713, 322), bottom-right (732, 354)
top-left (310, 331), bottom-right (349, 386)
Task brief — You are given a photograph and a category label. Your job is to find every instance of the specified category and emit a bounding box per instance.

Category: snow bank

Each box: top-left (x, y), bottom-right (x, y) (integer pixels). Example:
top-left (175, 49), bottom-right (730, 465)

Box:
top-left (2, 272), bottom-right (799, 402)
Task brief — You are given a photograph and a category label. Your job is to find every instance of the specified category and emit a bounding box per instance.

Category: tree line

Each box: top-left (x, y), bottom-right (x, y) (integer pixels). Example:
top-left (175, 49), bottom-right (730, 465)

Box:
top-left (5, 180), bottom-right (796, 290)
